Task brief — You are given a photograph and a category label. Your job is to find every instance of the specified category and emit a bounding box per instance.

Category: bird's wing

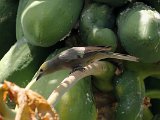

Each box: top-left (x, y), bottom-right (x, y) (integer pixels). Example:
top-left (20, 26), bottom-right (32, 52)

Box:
top-left (58, 48), bottom-right (84, 61)
top-left (84, 46), bottom-right (112, 54)
top-left (82, 46), bottom-right (112, 58)
top-left (58, 46), bottom-right (112, 61)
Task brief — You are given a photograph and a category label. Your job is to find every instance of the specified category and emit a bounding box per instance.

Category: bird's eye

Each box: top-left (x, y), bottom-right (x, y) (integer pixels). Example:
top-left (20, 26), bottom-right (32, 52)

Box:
top-left (39, 69), bottom-right (43, 72)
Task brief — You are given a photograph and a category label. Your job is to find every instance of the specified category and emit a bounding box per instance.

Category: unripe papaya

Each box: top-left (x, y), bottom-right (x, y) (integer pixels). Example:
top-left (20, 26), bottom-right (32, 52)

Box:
top-left (80, 3), bottom-right (117, 51)
top-left (16, 0), bottom-right (30, 40)
top-left (115, 70), bottom-right (145, 120)
top-left (123, 62), bottom-right (160, 119)
top-left (0, 0), bottom-right (57, 87)
top-left (92, 61), bottom-right (116, 92)
top-left (20, 0), bottom-right (84, 47)
top-left (0, 0), bottom-right (18, 58)
top-left (118, 2), bottom-right (160, 63)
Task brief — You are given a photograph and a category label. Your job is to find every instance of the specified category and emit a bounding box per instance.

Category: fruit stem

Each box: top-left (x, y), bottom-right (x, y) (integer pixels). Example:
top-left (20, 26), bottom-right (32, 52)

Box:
top-left (47, 61), bottom-right (111, 106)
top-left (146, 90), bottom-right (160, 99)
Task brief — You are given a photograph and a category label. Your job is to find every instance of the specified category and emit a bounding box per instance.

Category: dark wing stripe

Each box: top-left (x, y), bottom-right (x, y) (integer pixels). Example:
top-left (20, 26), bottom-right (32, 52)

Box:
top-left (84, 46), bottom-right (112, 54)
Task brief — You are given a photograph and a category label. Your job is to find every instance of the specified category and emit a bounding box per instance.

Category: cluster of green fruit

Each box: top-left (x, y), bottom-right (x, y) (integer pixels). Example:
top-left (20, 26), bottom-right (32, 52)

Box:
top-left (0, 0), bottom-right (160, 119)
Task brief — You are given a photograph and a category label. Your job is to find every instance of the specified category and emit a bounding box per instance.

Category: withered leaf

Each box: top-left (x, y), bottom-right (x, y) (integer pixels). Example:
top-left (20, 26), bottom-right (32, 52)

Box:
top-left (3, 81), bottom-right (59, 120)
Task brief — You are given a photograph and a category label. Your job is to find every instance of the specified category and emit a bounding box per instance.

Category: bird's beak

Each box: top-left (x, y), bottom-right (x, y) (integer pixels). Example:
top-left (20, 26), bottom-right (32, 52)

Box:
top-left (35, 72), bottom-right (43, 81)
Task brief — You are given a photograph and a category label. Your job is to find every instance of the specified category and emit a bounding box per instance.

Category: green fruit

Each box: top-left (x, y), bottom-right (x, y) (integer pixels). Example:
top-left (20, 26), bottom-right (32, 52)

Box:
top-left (118, 2), bottom-right (160, 63)
top-left (0, 0), bottom-right (19, 58)
top-left (16, 0), bottom-right (30, 40)
top-left (93, 0), bottom-right (129, 7)
top-left (56, 76), bottom-right (97, 120)
top-left (92, 61), bottom-right (116, 92)
top-left (115, 61), bottom-right (160, 119)
top-left (80, 3), bottom-right (117, 51)
top-left (28, 49), bottom-right (97, 120)
top-left (115, 70), bottom-right (145, 120)
top-left (123, 62), bottom-right (160, 119)
top-left (0, 38), bottom-right (51, 87)
top-left (20, 0), bottom-right (84, 47)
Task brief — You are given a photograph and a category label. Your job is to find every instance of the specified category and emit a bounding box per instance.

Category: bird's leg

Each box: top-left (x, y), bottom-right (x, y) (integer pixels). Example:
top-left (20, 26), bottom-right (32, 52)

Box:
top-left (110, 60), bottom-right (124, 76)
top-left (70, 65), bottom-right (85, 74)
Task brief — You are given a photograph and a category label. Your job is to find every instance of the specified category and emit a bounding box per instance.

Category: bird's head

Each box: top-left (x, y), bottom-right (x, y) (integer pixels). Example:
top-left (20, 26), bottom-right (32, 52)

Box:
top-left (35, 58), bottom-right (61, 81)
top-left (35, 62), bottom-right (49, 81)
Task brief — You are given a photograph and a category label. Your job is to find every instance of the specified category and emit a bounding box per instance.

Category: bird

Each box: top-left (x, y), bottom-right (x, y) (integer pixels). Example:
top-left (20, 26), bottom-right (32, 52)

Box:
top-left (35, 46), bottom-right (138, 81)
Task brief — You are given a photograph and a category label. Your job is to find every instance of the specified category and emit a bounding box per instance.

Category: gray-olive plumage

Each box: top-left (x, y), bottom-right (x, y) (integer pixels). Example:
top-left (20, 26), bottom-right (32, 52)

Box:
top-left (35, 46), bottom-right (138, 80)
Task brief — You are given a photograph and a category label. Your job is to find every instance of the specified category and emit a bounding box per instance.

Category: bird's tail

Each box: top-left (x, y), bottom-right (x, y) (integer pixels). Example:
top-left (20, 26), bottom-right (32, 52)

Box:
top-left (90, 52), bottom-right (139, 63)
top-left (107, 52), bottom-right (139, 62)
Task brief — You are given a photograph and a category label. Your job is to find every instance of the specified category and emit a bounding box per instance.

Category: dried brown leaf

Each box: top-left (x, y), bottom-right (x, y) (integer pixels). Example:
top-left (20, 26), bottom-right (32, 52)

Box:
top-left (3, 81), bottom-right (59, 120)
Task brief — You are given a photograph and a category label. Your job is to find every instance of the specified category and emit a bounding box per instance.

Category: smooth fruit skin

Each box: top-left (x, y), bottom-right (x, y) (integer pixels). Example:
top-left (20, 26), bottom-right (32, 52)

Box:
top-left (16, 0), bottom-right (29, 40)
top-left (92, 61), bottom-right (116, 92)
top-left (21, 0), bottom-right (84, 47)
top-left (118, 2), bottom-right (160, 63)
top-left (80, 3), bottom-right (117, 51)
top-left (115, 70), bottom-right (145, 120)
